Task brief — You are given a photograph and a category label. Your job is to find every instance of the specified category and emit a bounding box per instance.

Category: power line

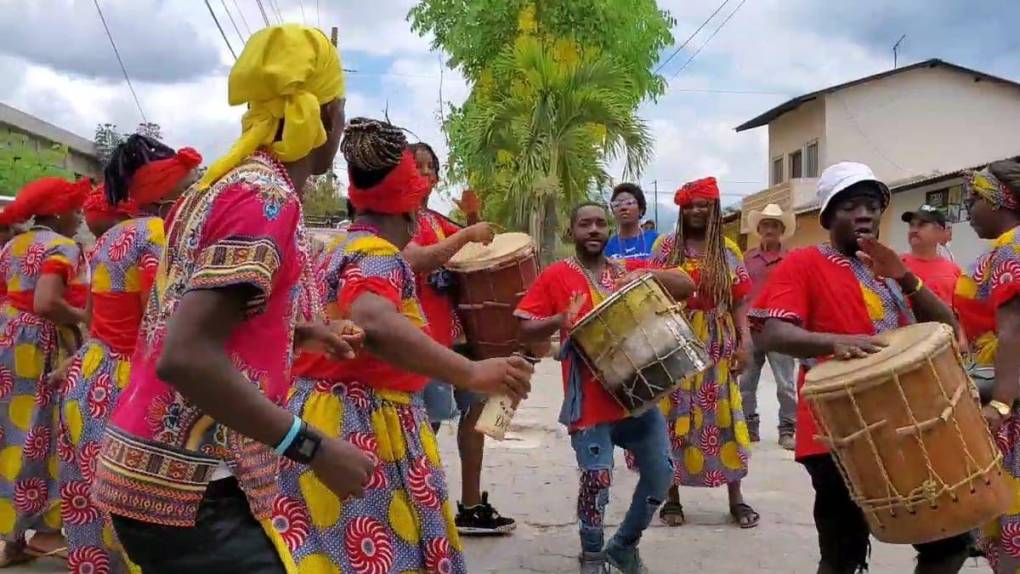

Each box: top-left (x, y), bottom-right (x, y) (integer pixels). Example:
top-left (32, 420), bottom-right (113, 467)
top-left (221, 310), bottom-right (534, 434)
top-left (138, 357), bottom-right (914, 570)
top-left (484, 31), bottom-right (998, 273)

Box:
top-left (254, 0), bottom-right (271, 26)
top-left (91, 0), bottom-right (147, 123)
top-left (670, 0), bottom-right (748, 80)
top-left (220, 0), bottom-right (245, 45)
top-left (669, 87), bottom-right (786, 95)
top-left (296, 0), bottom-right (307, 24)
top-left (268, 0), bottom-right (284, 23)
top-left (316, 0), bottom-right (320, 28)
top-left (653, 0), bottom-right (730, 75)
top-left (205, 0), bottom-right (238, 60)
top-left (231, 0), bottom-right (252, 35)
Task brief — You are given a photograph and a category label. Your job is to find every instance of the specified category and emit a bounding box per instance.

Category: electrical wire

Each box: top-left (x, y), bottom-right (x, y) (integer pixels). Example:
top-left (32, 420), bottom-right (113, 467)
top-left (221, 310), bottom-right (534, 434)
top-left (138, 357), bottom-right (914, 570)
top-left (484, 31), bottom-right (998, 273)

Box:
top-left (220, 0), bottom-right (245, 45)
top-left (205, 0), bottom-right (238, 60)
top-left (316, 0), bottom-right (320, 28)
top-left (231, 0), bottom-right (252, 35)
top-left (670, 0), bottom-right (748, 80)
top-left (254, 0), bottom-right (271, 26)
top-left (653, 0), bottom-right (730, 75)
top-left (91, 0), bottom-right (147, 123)
top-left (296, 0), bottom-right (307, 24)
top-left (268, 0), bottom-right (284, 23)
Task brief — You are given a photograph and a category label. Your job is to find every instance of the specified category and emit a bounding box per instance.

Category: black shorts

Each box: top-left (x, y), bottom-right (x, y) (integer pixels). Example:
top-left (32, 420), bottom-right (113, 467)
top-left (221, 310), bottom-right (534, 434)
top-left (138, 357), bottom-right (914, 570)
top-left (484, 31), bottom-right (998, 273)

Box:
top-left (112, 478), bottom-right (287, 574)
top-left (800, 454), bottom-right (971, 573)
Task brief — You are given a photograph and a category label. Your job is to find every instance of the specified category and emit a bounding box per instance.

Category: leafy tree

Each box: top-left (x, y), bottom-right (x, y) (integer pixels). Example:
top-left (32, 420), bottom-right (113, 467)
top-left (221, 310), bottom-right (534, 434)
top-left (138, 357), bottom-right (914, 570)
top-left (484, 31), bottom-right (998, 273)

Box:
top-left (94, 123), bottom-right (123, 165)
top-left (449, 36), bottom-right (652, 263)
top-left (302, 173), bottom-right (346, 226)
top-left (136, 122), bottom-right (162, 141)
top-left (0, 131), bottom-right (73, 196)
top-left (409, 0), bottom-right (675, 101)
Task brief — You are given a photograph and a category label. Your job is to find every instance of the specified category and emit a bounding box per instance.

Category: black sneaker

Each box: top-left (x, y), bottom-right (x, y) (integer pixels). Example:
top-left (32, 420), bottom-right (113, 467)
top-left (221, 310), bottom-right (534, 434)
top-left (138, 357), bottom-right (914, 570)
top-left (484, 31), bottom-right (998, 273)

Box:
top-left (455, 492), bottom-right (516, 535)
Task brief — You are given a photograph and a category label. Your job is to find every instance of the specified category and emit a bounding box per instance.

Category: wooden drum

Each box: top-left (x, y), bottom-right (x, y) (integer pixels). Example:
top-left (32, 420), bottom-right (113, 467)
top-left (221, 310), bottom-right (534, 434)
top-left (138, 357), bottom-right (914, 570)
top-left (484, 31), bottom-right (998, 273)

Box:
top-left (447, 232), bottom-right (539, 359)
top-left (570, 274), bottom-right (710, 414)
top-left (803, 322), bottom-right (1010, 544)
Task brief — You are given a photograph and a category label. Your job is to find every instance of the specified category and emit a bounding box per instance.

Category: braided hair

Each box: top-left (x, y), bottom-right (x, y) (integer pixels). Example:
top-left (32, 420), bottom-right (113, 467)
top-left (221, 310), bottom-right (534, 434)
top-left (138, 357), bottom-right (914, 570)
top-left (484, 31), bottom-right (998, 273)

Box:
top-left (668, 199), bottom-right (733, 309)
top-left (341, 117), bottom-right (407, 188)
top-left (103, 134), bottom-right (176, 206)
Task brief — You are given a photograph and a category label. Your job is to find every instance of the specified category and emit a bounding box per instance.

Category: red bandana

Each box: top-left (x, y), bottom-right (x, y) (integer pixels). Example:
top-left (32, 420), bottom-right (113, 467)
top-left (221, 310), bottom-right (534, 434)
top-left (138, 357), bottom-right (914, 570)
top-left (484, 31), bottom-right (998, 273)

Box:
top-left (85, 185), bottom-right (138, 226)
top-left (347, 150), bottom-right (430, 215)
top-left (0, 176), bottom-right (91, 225)
top-left (674, 177), bottom-right (720, 207)
top-left (128, 147), bottom-right (202, 207)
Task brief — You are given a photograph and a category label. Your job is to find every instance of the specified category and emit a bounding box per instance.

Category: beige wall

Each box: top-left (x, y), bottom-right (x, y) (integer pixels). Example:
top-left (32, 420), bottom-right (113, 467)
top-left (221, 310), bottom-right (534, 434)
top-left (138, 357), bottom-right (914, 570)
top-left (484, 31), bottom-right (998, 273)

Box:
top-left (886, 180), bottom-right (986, 270)
top-left (768, 97), bottom-right (825, 180)
top-left (824, 65), bottom-right (1020, 183)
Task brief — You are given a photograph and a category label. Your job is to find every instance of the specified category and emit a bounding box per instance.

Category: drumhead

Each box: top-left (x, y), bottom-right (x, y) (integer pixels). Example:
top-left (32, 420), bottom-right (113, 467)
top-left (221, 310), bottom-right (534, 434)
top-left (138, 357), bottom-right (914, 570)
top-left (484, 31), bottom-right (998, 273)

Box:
top-left (447, 232), bottom-right (534, 272)
top-left (804, 322), bottom-right (953, 389)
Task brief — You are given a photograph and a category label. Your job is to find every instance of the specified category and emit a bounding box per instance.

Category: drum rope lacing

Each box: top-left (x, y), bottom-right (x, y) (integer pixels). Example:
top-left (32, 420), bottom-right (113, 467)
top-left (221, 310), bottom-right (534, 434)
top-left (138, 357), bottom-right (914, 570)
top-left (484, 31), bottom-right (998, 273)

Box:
top-left (809, 332), bottom-right (1003, 531)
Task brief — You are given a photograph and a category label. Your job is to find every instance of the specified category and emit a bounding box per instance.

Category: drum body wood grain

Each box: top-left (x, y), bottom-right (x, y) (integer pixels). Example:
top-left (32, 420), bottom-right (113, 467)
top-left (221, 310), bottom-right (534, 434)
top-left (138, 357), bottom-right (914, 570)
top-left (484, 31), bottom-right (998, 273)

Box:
top-left (803, 322), bottom-right (1010, 544)
top-left (570, 275), bottom-right (710, 414)
top-left (447, 233), bottom-right (538, 359)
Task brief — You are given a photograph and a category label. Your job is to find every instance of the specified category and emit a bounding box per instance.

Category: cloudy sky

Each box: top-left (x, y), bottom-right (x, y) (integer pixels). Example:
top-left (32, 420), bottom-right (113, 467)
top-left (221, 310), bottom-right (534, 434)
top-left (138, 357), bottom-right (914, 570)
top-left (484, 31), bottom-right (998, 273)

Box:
top-left (1, 0), bottom-right (1018, 223)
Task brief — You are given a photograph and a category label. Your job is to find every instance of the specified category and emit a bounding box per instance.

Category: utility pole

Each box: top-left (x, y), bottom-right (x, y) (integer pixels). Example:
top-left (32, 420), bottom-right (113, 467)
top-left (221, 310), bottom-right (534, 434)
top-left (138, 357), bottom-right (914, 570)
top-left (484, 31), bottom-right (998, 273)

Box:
top-left (330, 26), bottom-right (338, 47)
top-left (893, 34), bottom-right (906, 69)
top-left (653, 180), bottom-right (659, 228)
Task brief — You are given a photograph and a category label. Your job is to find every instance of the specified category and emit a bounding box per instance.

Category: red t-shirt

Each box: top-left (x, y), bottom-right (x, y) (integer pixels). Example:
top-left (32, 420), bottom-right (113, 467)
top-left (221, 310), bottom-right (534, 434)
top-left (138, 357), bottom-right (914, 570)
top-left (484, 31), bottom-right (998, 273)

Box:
top-left (901, 253), bottom-right (960, 308)
top-left (514, 257), bottom-right (647, 431)
top-left (411, 210), bottom-right (463, 347)
top-left (750, 245), bottom-right (912, 460)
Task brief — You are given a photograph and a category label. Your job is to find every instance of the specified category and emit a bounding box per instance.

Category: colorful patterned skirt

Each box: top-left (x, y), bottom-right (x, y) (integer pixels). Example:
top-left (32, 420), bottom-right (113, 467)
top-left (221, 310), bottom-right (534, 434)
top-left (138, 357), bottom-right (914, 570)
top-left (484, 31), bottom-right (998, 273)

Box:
top-left (0, 305), bottom-right (76, 542)
top-left (276, 378), bottom-right (466, 574)
top-left (981, 413), bottom-right (1020, 573)
top-left (663, 308), bottom-right (750, 487)
top-left (59, 338), bottom-right (139, 574)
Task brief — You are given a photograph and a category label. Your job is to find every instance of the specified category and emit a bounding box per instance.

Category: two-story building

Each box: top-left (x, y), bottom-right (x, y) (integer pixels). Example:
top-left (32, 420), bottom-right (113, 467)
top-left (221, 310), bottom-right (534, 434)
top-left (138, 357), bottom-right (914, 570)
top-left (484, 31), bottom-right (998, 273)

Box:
top-left (735, 59), bottom-right (1020, 268)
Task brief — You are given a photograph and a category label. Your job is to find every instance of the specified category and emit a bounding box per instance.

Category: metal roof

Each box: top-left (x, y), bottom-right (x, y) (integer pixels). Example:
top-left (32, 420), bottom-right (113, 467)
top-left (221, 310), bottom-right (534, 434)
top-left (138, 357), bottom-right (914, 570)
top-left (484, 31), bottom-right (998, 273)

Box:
top-left (0, 102), bottom-right (97, 158)
top-left (734, 59), bottom-right (1020, 133)
top-left (889, 155), bottom-right (1020, 193)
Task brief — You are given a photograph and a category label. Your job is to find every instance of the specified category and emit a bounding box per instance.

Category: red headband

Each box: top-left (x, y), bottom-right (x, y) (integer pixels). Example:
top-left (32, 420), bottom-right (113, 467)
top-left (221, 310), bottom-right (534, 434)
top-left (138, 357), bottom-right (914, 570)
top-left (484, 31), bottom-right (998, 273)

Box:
top-left (128, 147), bottom-right (202, 206)
top-left (674, 177), bottom-right (720, 207)
top-left (0, 177), bottom-right (91, 225)
top-left (85, 185), bottom-right (138, 225)
top-left (347, 150), bottom-right (430, 215)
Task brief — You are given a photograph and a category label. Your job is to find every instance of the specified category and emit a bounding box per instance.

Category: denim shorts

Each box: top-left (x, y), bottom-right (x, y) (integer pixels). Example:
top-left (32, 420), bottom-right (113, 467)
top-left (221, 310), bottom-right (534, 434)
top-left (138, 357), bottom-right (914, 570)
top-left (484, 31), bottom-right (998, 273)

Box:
top-left (423, 381), bottom-right (482, 423)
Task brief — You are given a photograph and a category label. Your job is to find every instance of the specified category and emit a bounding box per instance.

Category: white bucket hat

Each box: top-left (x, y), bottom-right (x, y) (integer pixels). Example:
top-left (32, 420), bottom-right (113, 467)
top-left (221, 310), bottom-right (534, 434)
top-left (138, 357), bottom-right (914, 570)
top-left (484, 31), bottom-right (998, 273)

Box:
top-left (748, 203), bottom-right (795, 241)
top-left (817, 162), bottom-right (890, 226)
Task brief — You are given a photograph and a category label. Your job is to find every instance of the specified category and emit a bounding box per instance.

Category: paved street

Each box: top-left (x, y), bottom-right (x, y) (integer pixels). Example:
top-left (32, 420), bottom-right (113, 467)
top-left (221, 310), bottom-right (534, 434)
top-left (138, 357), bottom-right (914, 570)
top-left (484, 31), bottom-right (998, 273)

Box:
top-left (11, 359), bottom-right (991, 573)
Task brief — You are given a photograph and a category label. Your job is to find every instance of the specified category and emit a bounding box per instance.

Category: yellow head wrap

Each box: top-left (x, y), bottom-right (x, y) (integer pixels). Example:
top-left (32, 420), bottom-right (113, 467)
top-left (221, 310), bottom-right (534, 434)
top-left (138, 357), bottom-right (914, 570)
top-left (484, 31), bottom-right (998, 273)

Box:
top-left (198, 24), bottom-right (345, 190)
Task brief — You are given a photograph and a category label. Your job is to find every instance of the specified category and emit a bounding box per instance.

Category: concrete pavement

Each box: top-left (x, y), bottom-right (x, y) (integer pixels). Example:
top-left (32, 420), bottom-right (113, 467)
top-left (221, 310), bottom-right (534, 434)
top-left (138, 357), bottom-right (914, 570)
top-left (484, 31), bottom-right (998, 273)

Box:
top-left (10, 359), bottom-right (990, 573)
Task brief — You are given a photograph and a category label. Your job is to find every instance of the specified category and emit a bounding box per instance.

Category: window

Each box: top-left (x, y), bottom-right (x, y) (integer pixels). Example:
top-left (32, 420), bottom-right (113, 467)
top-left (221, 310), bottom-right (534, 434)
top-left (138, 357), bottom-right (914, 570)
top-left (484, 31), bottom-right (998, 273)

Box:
top-left (771, 157), bottom-right (784, 185)
top-left (806, 142), bottom-right (819, 177)
top-left (789, 150), bottom-right (803, 179)
top-left (926, 184), bottom-right (968, 223)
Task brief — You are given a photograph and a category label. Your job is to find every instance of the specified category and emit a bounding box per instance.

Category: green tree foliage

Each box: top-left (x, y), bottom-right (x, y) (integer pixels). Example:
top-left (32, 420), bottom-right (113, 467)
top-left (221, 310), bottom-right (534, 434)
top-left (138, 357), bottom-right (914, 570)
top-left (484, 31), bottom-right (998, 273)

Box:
top-left (0, 131), bottom-right (73, 196)
top-left (448, 36), bottom-right (652, 262)
top-left (95, 122), bottom-right (164, 165)
top-left (302, 173), bottom-right (347, 226)
top-left (409, 0), bottom-right (675, 101)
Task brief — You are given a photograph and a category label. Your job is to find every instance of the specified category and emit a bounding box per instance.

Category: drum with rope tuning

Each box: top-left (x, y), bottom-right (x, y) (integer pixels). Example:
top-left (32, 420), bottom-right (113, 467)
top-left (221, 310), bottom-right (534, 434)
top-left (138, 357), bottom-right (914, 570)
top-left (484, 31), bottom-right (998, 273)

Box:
top-left (447, 232), bottom-right (539, 359)
top-left (803, 322), bottom-right (1010, 544)
top-left (569, 274), bottom-right (710, 415)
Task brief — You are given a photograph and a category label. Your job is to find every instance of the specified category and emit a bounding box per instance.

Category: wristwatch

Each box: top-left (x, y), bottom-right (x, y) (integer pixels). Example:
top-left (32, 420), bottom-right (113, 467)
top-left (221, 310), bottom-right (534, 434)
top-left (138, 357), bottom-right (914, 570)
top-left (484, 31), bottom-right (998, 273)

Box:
top-left (283, 422), bottom-right (323, 464)
top-left (988, 400), bottom-right (1012, 417)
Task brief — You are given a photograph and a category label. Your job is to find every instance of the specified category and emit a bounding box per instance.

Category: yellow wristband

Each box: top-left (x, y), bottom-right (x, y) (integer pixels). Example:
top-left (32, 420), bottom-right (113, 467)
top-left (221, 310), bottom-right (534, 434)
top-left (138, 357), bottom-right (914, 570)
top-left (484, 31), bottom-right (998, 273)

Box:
top-left (905, 277), bottom-right (925, 298)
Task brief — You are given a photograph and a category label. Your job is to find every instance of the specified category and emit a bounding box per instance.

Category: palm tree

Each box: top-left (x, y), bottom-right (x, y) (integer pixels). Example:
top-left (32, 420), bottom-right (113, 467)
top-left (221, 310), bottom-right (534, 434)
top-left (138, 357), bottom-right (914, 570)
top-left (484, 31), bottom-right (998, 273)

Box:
top-left (448, 36), bottom-right (653, 263)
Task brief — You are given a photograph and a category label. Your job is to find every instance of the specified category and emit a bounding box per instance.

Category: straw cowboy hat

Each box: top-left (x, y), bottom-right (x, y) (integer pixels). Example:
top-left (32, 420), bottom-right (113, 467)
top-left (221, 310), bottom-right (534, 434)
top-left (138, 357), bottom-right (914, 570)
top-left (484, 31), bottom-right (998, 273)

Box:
top-left (748, 203), bottom-right (796, 240)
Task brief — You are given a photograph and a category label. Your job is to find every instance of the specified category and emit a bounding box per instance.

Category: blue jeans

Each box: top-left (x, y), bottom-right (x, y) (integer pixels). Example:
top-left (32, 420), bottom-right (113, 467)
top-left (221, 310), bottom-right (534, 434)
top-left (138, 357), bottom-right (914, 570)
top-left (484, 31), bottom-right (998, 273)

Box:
top-left (739, 345), bottom-right (797, 434)
top-left (423, 380), bottom-right (481, 423)
top-left (570, 408), bottom-right (672, 553)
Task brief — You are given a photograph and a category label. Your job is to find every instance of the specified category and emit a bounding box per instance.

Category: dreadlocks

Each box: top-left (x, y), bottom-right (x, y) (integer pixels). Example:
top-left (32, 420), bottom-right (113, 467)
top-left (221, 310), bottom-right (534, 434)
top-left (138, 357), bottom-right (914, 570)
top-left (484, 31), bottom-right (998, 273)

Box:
top-left (668, 199), bottom-right (733, 309)
top-left (104, 134), bottom-right (176, 206)
top-left (341, 117), bottom-right (406, 188)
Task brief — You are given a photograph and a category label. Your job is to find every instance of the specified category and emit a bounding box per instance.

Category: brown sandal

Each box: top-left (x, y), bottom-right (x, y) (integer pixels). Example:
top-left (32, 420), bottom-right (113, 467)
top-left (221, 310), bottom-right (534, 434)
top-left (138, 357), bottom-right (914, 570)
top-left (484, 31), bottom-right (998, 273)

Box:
top-left (730, 502), bottom-right (760, 529)
top-left (659, 501), bottom-right (686, 526)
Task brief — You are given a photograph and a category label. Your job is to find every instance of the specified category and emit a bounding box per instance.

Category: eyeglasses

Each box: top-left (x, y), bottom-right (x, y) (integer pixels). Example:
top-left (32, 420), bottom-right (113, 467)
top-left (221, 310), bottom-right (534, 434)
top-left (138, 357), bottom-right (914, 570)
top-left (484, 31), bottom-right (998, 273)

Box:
top-left (611, 199), bottom-right (638, 209)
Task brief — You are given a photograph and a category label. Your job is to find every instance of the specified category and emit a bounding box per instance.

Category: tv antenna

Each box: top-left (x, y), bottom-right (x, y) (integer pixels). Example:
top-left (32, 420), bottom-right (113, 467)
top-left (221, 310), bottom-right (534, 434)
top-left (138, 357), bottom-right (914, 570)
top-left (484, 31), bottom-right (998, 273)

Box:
top-left (893, 34), bottom-right (906, 68)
